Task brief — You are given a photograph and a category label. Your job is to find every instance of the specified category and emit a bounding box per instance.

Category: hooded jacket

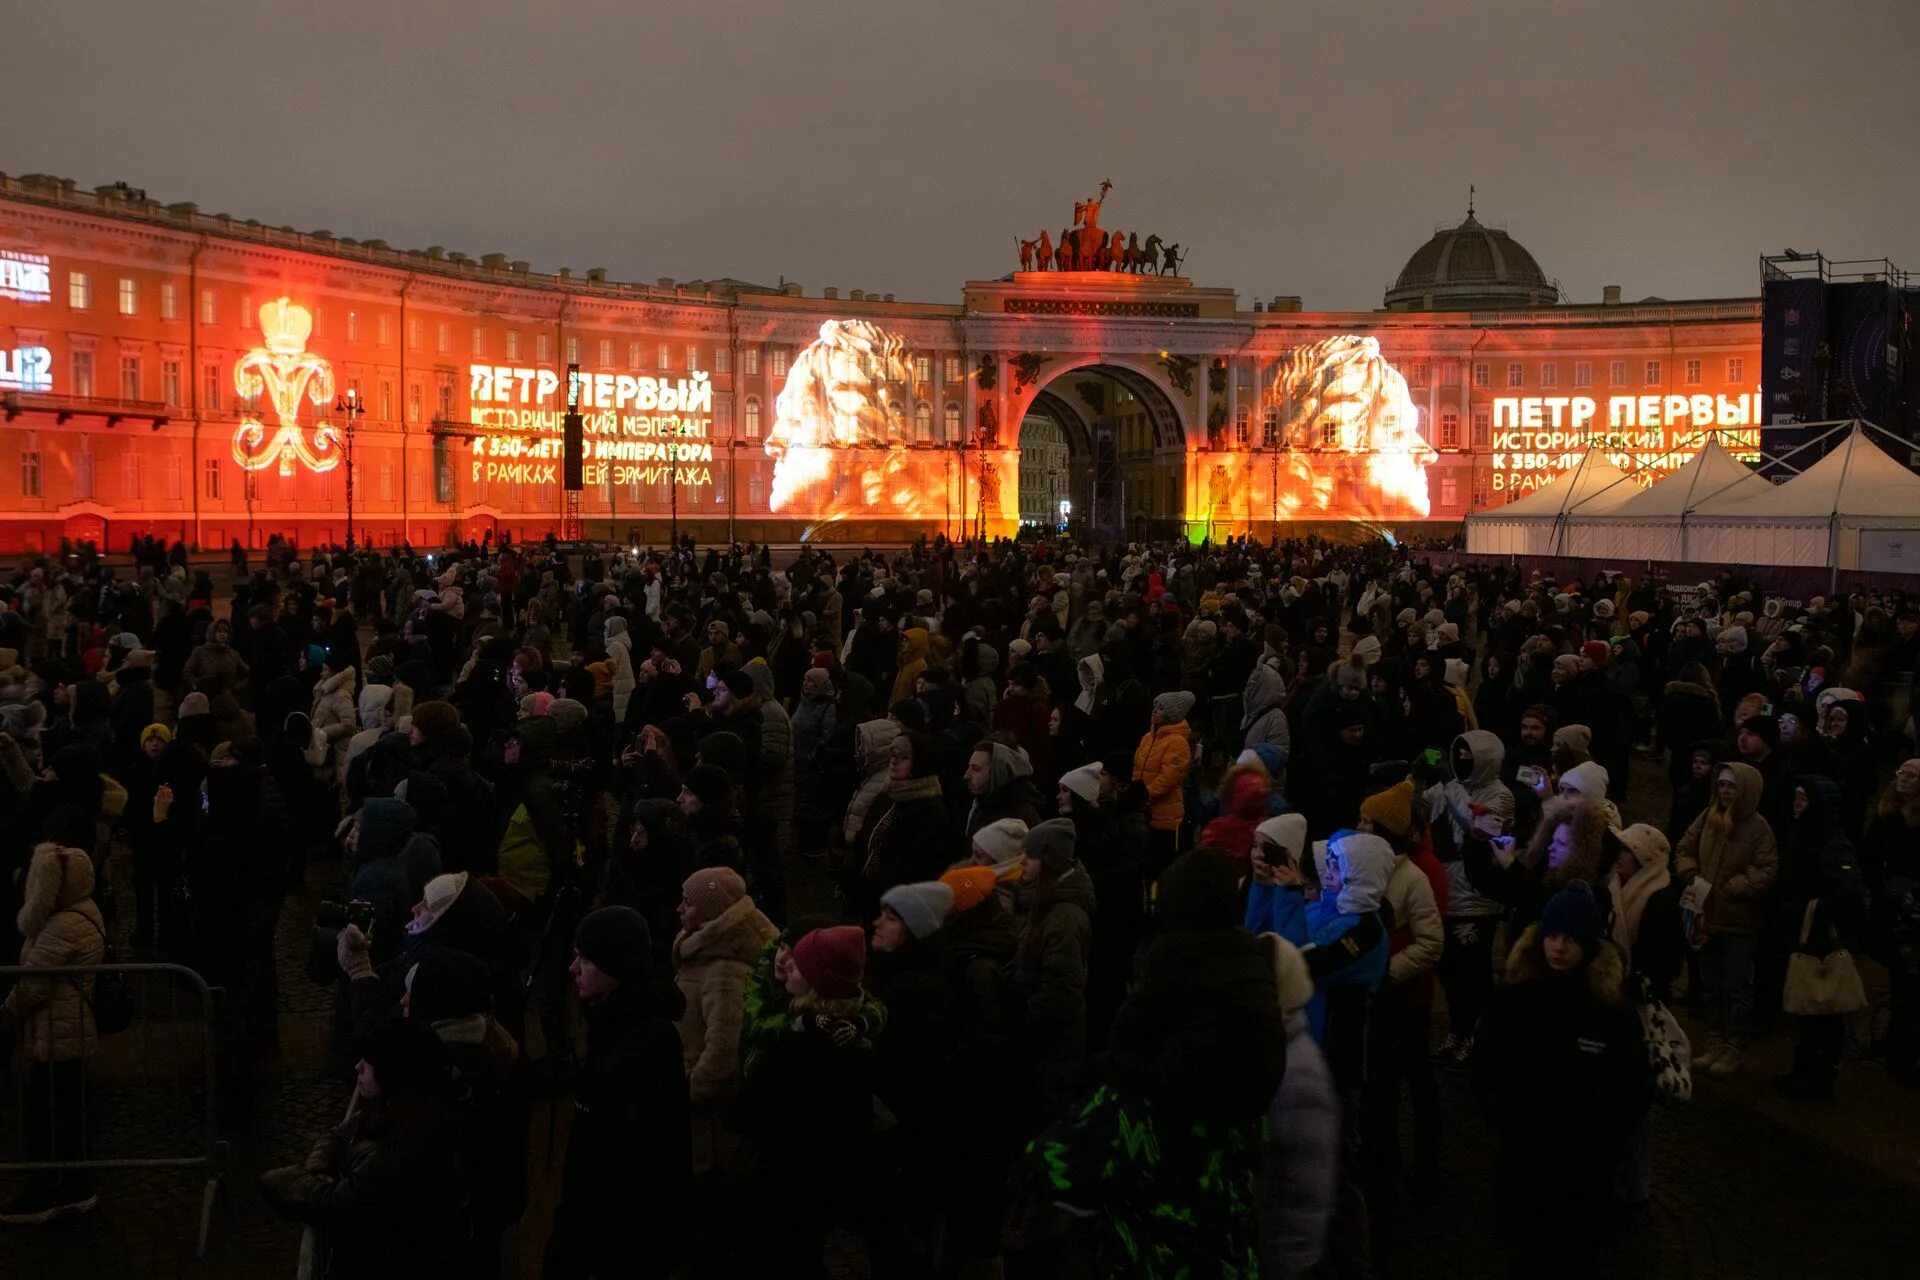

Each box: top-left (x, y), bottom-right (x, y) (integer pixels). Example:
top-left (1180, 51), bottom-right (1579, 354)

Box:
top-left (1430, 729), bottom-right (1514, 919)
top-left (604, 615), bottom-right (637, 720)
top-left (1241, 663), bottom-right (1292, 762)
top-left (963, 643), bottom-right (1000, 728)
top-left (5, 843), bottom-right (107, 1061)
top-left (1132, 718), bottom-right (1193, 831)
top-left (1074, 653), bottom-right (1105, 715)
top-left (1674, 761), bottom-right (1779, 935)
top-left (965, 740), bottom-right (1043, 836)
top-left (673, 895), bottom-right (779, 1104)
top-left (889, 627), bottom-right (930, 707)
top-left (310, 664), bottom-right (360, 746)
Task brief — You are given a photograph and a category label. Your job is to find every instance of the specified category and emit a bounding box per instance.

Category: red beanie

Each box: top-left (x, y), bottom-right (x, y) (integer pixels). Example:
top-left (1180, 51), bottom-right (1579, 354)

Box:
top-left (793, 925), bottom-right (866, 999)
top-left (1582, 640), bottom-right (1610, 669)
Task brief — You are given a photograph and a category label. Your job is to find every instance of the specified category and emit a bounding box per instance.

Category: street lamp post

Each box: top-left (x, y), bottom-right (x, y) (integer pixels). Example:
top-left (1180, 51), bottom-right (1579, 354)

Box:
top-left (334, 389), bottom-right (364, 549)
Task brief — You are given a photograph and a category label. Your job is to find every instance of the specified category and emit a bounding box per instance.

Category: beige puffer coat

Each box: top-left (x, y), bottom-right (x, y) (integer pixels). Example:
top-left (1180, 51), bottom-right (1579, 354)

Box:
top-left (310, 665), bottom-right (360, 746)
top-left (4, 844), bottom-right (107, 1061)
top-left (672, 896), bottom-right (777, 1105)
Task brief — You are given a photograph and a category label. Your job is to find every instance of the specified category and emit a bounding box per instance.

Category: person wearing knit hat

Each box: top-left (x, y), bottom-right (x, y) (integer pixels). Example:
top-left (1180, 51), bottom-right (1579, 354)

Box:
top-left (1021, 816), bottom-right (1078, 875)
top-left (139, 722), bottom-right (173, 755)
top-left (178, 691), bottom-right (211, 720)
top-left (1551, 652), bottom-right (1584, 684)
top-left (1136, 687), bottom-right (1196, 866)
top-left (673, 865), bottom-right (776, 1118)
top-left (678, 762), bottom-right (734, 817)
top-left (969, 817), bottom-right (1028, 881)
top-left (404, 946), bottom-right (496, 1025)
top-left (546, 696), bottom-right (589, 736)
top-left (679, 866), bottom-right (747, 926)
top-left (940, 865), bottom-right (999, 914)
top-left (1057, 762), bottom-right (1104, 811)
top-left (1358, 779), bottom-right (1416, 845)
top-left (408, 871), bottom-right (471, 937)
top-left (789, 924), bottom-right (867, 999)
top-left (1152, 690), bottom-right (1197, 723)
top-left (1580, 639), bottom-right (1611, 670)
top-left (572, 905), bottom-right (655, 989)
top-left (1475, 876), bottom-right (1646, 1277)
top-left (876, 880), bottom-right (955, 949)
top-left (1254, 812), bottom-right (1309, 874)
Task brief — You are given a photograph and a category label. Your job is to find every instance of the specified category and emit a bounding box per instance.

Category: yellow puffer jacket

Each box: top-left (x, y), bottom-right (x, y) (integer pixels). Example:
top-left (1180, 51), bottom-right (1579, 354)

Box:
top-left (5, 844), bottom-right (107, 1062)
top-left (1132, 720), bottom-right (1193, 831)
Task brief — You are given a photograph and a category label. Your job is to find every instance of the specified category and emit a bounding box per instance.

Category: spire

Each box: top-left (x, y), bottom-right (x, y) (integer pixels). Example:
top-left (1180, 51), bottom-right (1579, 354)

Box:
top-left (1467, 184), bottom-right (1476, 220)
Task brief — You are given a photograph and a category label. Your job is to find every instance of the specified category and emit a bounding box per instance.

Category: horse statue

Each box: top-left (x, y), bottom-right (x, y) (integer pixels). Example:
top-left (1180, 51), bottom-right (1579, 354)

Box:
top-left (1122, 233), bottom-right (1145, 273)
top-left (1140, 235), bottom-right (1164, 274)
top-left (1056, 229), bottom-right (1073, 271)
top-left (1017, 237), bottom-right (1038, 272)
top-left (1107, 230), bottom-right (1127, 271)
top-left (1036, 229), bottom-right (1053, 271)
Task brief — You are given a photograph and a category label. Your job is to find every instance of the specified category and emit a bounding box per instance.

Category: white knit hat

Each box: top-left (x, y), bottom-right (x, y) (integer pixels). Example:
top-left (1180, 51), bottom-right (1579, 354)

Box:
top-left (970, 818), bottom-right (1028, 863)
top-left (410, 871), bottom-right (469, 935)
top-left (1059, 763), bottom-right (1104, 806)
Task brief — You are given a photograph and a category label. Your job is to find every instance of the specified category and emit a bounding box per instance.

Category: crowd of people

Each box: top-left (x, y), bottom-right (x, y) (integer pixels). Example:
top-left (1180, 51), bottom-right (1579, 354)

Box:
top-left (1, 528), bottom-right (1917, 1278)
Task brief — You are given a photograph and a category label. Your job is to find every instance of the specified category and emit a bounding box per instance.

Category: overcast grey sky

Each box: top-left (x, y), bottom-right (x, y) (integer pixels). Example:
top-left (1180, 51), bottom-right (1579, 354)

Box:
top-left (10, 0), bottom-right (1918, 309)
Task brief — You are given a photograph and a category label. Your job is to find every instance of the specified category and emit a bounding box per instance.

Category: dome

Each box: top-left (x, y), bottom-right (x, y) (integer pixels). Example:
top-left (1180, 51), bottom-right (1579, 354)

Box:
top-left (1384, 210), bottom-right (1559, 311)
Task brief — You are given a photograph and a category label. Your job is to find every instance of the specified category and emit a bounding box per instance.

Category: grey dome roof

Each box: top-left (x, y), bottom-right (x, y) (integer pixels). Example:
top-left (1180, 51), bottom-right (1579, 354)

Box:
top-left (1384, 212), bottom-right (1559, 311)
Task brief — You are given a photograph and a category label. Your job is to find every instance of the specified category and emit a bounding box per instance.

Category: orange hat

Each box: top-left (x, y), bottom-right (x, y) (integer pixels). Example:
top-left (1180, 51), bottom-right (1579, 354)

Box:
top-left (940, 866), bottom-right (998, 913)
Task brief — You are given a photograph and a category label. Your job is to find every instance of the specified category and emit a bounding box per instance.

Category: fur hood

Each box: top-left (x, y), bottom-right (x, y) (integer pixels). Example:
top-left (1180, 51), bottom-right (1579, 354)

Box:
top-left (18, 843), bottom-right (100, 938)
top-left (674, 895), bottom-right (777, 968)
top-left (1525, 794), bottom-right (1610, 886)
top-left (1504, 922), bottom-right (1628, 1006)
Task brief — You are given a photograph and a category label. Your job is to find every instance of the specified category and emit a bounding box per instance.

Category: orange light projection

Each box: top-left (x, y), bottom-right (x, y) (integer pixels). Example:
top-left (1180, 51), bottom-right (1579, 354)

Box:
top-left (231, 297), bottom-right (341, 475)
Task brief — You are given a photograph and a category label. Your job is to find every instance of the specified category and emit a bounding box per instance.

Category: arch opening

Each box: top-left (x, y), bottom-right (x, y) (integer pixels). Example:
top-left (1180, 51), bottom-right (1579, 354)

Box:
top-left (1016, 362), bottom-right (1189, 541)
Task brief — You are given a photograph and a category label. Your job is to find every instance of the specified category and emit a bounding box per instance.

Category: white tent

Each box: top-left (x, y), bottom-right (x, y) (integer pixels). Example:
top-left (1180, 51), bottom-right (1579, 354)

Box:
top-left (1562, 438), bottom-right (1773, 561)
top-left (1685, 425), bottom-right (1920, 571)
top-left (1464, 450), bottom-right (1641, 555)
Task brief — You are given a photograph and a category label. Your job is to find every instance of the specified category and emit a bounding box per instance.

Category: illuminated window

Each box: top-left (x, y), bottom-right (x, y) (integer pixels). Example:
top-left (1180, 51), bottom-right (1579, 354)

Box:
top-left (378, 315), bottom-right (392, 347)
top-left (771, 347), bottom-right (788, 378)
top-left (163, 359), bottom-right (183, 407)
top-left (914, 355), bottom-right (932, 383)
top-left (408, 383), bottom-right (422, 423)
top-left (437, 380), bottom-right (454, 420)
top-left (712, 345), bottom-right (730, 374)
top-left (658, 343), bottom-right (671, 370)
top-left (1439, 474), bottom-right (1459, 507)
top-left (407, 317), bottom-right (422, 349)
top-left (347, 311), bottom-right (360, 343)
top-left (915, 403), bottom-right (933, 443)
top-left (944, 402), bottom-right (961, 441)
top-left (1407, 360), bottom-right (1429, 388)
top-left (380, 465), bottom-right (393, 502)
top-left (379, 380), bottom-right (394, 421)
top-left (1685, 359), bottom-right (1702, 385)
top-left (118, 278), bottom-right (137, 316)
top-left (505, 330), bottom-right (520, 360)
top-left (200, 289), bottom-right (217, 325)
top-left (744, 396), bottom-right (762, 439)
top-left (436, 322), bottom-right (451, 354)
top-left (743, 347), bottom-right (760, 376)
top-left (1441, 362), bottom-right (1460, 387)
top-left (1472, 408), bottom-right (1490, 447)
top-left (20, 450), bottom-right (41, 498)
top-left (749, 474), bottom-right (765, 507)
top-left (160, 283), bottom-right (178, 320)
top-left (204, 457), bottom-right (221, 499)
top-left (1471, 363), bottom-right (1489, 388)
top-left (599, 340), bottom-right (613, 367)
top-left (1318, 418), bottom-right (1339, 448)
top-left (687, 344), bottom-right (700, 372)
top-left (74, 451), bottom-right (96, 499)
top-left (1505, 362), bottom-right (1523, 388)
top-left (1644, 360), bottom-right (1661, 385)
top-left (122, 454), bottom-right (141, 500)
top-left (1727, 357), bottom-right (1744, 383)
top-left (1234, 405), bottom-right (1250, 445)
top-left (165, 457), bottom-right (181, 500)
top-left (119, 355), bottom-right (141, 400)
top-left (1262, 407), bottom-right (1278, 446)
top-left (72, 351), bottom-right (94, 398)
top-left (472, 327), bottom-right (485, 357)
top-left (944, 356), bottom-right (962, 384)
top-left (1609, 360), bottom-right (1627, 386)
top-left (566, 336), bottom-right (581, 365)
top-left (203, 363), bottom-right (221, 410)
top-left (1573, 361), bottom-right (1592, 387)
top-left (69, 272), bottom-right (91, 310)
top-left (1440, 408), bottom-right (1460, 448)
top-left (538, 333), bottom-right (552, 363)
top-left (624, 341), bottom-right (639, 368)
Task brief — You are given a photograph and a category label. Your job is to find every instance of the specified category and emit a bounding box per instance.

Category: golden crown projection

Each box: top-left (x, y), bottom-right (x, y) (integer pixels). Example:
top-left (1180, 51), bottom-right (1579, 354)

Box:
top-left (231, 296), bottom-right (342, 476)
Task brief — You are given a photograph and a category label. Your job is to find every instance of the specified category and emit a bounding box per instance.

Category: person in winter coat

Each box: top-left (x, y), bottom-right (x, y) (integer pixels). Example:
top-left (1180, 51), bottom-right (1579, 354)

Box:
top-left (1058, 761), bottom-right (1145, 1047)
top-left (854, 731), bottom-right (955, 914)
top-left (1597, 821), bottom-right (1682, 1205)
top-left (1240, 661), bottom-right (1292, 774)
top-left (993, 662), bottom-right (1053, 773)
top-left (603, 615), bottom-right (637, 722)
top-left (1674, 761), bottom-right (1780, 1077)
top-left (182, 616), bottom-right (252, 743)
top-left (1258, 934), bottom-right (1340, 1280)
top-left (790, 666), bottom-right (840, 852)
top-left (737, 925), bottom-right (878, 1279)
top-left (259, 1019), bottom-right (462, 1277)
top-left (841, 717), bottom-right (901, 851)
top-left (1057, 852), bottom-right (1284, 1280)
top-left (1132, 691), bottom-right (1194, 873)
top-left (308, 656), bottom-right (359, 772)
top-left (1246, 827), bottom-right (1393, 1280)
top-left (891, 626), bottom-right (931, 707)
top-left (1666, 740), bottom-right (1722, 851)
top-left (1196, 759), bottom-right (1275, 883)
top-left (545, 907), bottom-right (692, 1280)
top-left (1427, 729), bottom-right (1514, 1064)
top-left (1657, 664), bottom-right (1722, 790)
top-left (1866, 758), bottom-right (1920, 1083)
top-left (1463, 793), bottom-right (1610, 937)
top-left (1772, 776), bottom-right (1870, 1100)
top-left (671, 866), bottom-right (776, 1173)
top-left (409, 700), bottom-right (497, 876)
top-left (1471, 883), bottom-right (1649, 1279)
top-left (0, 844), bottom-right (107, 1223)
top-left (1011, 817), bottom-right (1098, 1120)
top-left (491, 714), bottom-right (568, 910)
top-left (963, 738), bottom-right (1044, 836)
top-left (744, 658), bottom-right (796, 856)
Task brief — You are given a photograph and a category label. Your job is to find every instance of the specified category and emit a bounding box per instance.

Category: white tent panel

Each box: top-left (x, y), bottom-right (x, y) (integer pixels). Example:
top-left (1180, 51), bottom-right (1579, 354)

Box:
top-left (1487, 451), bottom-right (1641, 517)
top-left (1597, 438), bottom-right (1771, 516)
top-left (1692, 426), bottom-right (1920, 518)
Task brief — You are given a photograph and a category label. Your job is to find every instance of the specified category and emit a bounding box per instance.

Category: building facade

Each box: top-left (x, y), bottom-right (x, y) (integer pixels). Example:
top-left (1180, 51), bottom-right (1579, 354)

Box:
top-left (0, 172), bottom-right (1765, 551)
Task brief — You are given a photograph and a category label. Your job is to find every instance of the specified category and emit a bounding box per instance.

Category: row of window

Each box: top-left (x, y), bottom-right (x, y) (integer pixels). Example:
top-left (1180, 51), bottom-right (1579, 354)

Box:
top-left (1404, 356), bottom-right (1743, 390)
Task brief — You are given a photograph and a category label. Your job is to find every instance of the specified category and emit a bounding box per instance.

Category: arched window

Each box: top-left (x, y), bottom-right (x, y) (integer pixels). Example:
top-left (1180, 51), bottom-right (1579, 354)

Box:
top-left (1234, 405), bottom-right (1250, 446)
top-left (943, 402), bottom-right (961, 442)
top-left (915, 402), bottom-right (933, 443)
top-left (1439, 407), bottom-right (1460, 449)
top-left (744, 396), bottom-right (762, 440)
top-left (1262, 406), bottom-right (1279, 447)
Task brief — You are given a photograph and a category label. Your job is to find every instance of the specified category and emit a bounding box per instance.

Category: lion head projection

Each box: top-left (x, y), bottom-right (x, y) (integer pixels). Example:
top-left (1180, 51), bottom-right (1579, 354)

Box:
top-left (1264, 335), bottom-right (1437, 518)
top-left (766, 319), bottom-right (932, 518)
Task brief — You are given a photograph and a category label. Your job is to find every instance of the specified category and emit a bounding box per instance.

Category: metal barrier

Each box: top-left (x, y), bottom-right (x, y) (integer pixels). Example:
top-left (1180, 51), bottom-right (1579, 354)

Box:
top-left (0, 962), bottom-right (227, 1256)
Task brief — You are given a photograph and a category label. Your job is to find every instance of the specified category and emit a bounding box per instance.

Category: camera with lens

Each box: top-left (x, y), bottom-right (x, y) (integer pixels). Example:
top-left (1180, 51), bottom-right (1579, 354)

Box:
top-left (309, 899), bottom-right (379, 986)
top-left (315, 899), bottom-right (378, 936)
